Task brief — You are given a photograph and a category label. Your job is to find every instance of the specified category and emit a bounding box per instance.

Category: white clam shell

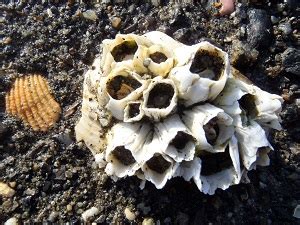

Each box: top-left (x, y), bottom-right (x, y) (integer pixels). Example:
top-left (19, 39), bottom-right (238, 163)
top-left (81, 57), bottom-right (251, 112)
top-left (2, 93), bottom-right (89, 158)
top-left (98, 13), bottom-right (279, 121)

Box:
top-left (169, 41), bottom-right (230, 106)
top-left (182, 103), bottom-right (234, 153)
top-left (105, 66), bottom-right (149, 120)
top-left (142, 76), bottom-right (177, 121)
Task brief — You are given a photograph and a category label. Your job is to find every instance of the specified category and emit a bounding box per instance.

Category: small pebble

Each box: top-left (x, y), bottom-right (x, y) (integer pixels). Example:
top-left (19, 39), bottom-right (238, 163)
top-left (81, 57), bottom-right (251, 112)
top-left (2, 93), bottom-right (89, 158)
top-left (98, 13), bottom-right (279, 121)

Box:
top-left (142, 217), bottom-right (155, 225)
top-left (82, 207), bottom-right (100, 222)
top-left (2, 37), bottom-right (12, 45)
top-left (0, 182), bottom-right (15, 197)
top-left (4, 217), bottom-right (18, 225)
top-left (270, 16), bottom-right (279, 24)
top-left (278, 22), bottom-right (292, 35)
top-left (66, 204), bottom-right (72, 212)
top-left (110, 17), bottom-right (122, 29)
top-left (48, 211), bottom-right (59, 222)
top-left (9, 182), bottom-right (16, 188)
top-left (124, 207), bottom-right (136, 221)
top-left (47, 8), bottom-right (53, 18)
top-left (83, 10), bottom-right (98, 21)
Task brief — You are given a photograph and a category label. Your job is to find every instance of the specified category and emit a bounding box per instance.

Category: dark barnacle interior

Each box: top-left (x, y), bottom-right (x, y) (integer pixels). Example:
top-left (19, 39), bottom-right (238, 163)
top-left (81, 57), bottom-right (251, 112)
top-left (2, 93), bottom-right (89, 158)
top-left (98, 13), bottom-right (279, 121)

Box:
top-left (128, 102), bottom-right (141, 118)
top-left (106, 75), bottom-right (141, 100)
top-left (238, 94), bottom-right (258, 126)
top-left (149, 52), bottom-right (168, 64)
top-left (189, 49), bottom-right (224, 81)
top-left (146, 154), bottom-right (171, 174)
top-left (111, 40), bottom-right (138, 62)
top-left (146, 83), bottom-right (174, 108)
top-left (203, 117), bottom-right (219, 146)
top-left (111, 146), bottom-right (136, 166)
top-left (199, 146), bottom-right (233, 176)
top-left (170, 131), bottom-right (194, 151)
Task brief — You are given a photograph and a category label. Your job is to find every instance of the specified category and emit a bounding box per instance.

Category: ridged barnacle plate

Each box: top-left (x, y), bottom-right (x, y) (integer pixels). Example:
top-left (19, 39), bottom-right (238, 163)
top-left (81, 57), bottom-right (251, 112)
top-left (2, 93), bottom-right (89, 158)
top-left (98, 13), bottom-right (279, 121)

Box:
top-left (5, 74), bottom-right (61, 132)
top-left (75, 31), bottom-right (283, 195)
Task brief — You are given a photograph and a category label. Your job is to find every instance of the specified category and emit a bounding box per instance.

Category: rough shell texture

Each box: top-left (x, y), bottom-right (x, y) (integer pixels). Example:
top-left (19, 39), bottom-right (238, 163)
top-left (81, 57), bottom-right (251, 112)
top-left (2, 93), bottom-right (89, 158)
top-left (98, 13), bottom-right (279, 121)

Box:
top-left (75, 31), bottom-right (283, 195)
top-left (5, 74), bottom-right (61, 132)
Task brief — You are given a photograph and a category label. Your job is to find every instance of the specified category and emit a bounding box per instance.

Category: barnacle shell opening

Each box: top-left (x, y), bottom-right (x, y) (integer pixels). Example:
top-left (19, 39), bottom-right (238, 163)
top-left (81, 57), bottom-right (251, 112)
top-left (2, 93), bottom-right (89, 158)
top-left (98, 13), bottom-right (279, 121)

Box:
top-left (101, 34), bottom-right (152, 76)
top-left (169, 42), bottom-right (230, 106)
top-left (105, 66), bottom-right (148, 120)
top-left (142, 77), bottom-right (177, 121)
top-left (75, 31), bottom-right (283, 195)
top-left (190, 47), bottom-right (225, 81)
top-left (154, 115), bottom-right (196, 162)
top-left (145, 45), bottom-right (175, 76)
top-left (111, 40), bottom-right (138, 62)
top-left (142, 153), bottom-right (177, 189)
top-left (182, 104), bottom-right (234, 153)
top-left (124, 101), bottom-right (144, 122)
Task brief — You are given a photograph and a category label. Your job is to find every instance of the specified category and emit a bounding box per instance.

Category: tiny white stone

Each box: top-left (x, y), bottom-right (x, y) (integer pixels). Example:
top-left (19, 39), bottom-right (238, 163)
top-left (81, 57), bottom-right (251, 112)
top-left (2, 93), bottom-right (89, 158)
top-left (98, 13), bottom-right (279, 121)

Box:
top-left (124, 207), bottom-right (136, 221)
top-left (142, 218), bottom-right (155, 225)
top-left (47, 8), bottom-right (53, 18)
top-left (0, 182), bottom-right (15, 197)
top-left (82, 207), bottom-right (100, 222)
top-left (4, 217), bottom-right (18, 225)
top-left (83, 10), bottom-right (98, 21)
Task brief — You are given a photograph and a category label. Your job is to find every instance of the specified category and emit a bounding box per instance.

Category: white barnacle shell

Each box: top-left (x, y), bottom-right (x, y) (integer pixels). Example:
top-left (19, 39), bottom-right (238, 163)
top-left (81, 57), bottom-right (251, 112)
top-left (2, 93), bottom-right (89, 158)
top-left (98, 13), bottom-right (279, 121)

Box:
top-left (215, 71), bottom-right (283, 130)
top-left (249, 86), bottom-right (283, 130)
top-left (104, 66), bottom-right (149, 120)
top-left (105, 122), bottom-right (152, 178)
top-left (142, 31), bottom-right (184, 51)
top-left (142, 76), bottom-right (177, 121)
top-left (75, 31), bottom-right (283, 194)
top-left (124, 100), bottom-right (145, 122)
top-left (143, 44), bottom-right (175, 77)
top-left (154, 115), bottom-right (196, 162)
top-left (169, 41), bottom-right (230, 106)
top-left (101, 33), bottom-right (152, 76)
top-left (75, 114), bottom-right (107, 155)
top-left (235, 120), bottom-right (273, 170)
top-left (75, 58), bottom-right (111, 155)
top-left (182, 103), bottom-right (234, 153)
top-left (173, 157), bottom-right (202, 182)
top-left (142, 152), bottom-right (178, 189)
top-left (193, 135), bottom-right (242, 195)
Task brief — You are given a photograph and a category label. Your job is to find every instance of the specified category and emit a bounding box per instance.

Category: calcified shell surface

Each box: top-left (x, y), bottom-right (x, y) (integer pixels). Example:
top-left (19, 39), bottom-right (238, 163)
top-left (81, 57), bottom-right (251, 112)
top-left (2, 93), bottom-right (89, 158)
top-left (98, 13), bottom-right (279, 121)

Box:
top-left (5, 74), bottom-right (61, 132)
top-left (75, 31), bottom-right (282, 195)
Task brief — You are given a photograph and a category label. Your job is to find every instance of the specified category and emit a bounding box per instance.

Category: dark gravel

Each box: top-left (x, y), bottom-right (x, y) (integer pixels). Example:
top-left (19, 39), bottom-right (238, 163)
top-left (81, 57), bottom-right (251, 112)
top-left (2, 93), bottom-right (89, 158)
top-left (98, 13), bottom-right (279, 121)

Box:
top-left (0, 1), bottom-right (299, 224)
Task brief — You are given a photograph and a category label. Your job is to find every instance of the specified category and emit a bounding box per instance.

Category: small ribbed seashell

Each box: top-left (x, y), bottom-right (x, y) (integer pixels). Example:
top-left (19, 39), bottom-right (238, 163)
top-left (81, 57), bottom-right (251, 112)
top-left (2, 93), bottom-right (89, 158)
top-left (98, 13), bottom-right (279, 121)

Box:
top-left (5, 74), bottom-right (61, 132)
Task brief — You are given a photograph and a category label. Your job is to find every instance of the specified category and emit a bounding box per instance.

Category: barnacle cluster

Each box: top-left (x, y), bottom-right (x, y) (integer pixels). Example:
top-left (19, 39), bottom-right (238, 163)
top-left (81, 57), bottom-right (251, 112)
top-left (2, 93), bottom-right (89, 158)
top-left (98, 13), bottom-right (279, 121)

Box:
top-left (75, 31), bottom-right (282, 194)
top-left (5, 74), bottom-right (61, 132)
